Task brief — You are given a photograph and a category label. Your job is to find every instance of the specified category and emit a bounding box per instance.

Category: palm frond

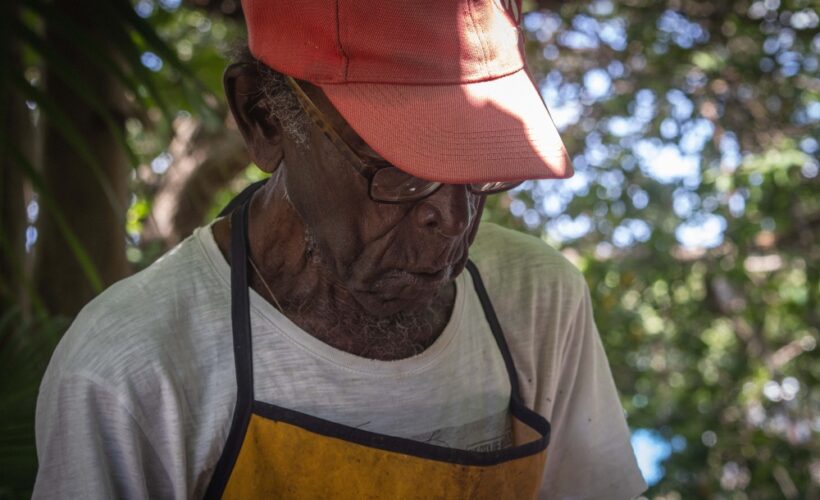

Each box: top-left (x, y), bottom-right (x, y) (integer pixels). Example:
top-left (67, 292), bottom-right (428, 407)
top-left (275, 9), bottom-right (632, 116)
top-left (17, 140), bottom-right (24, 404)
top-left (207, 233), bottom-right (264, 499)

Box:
top-left (0, 139), bottom-right (104, 292)
top-left (0, 308), bottom-right (65, 499)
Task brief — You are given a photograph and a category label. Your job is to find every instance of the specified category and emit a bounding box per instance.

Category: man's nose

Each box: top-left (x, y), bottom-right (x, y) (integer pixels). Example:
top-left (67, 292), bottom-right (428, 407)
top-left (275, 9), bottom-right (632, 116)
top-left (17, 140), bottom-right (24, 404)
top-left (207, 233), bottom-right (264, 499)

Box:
top-left (411, 185), bottom-right (473, 237)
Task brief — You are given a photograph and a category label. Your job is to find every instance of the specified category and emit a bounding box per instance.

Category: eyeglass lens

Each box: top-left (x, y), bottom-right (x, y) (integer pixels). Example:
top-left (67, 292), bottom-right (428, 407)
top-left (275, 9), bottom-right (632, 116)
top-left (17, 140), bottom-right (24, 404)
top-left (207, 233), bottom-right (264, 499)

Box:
top-left (370, 167), bottom-right (522, 203)
top-left (285, 77), bottom-right (523, 204)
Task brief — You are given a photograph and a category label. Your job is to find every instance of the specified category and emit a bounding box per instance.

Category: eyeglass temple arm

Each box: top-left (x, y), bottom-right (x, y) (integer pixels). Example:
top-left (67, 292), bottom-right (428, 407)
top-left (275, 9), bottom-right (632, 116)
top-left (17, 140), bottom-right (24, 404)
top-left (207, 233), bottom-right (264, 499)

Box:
top-left (285, 76), bottom-right (372, 173)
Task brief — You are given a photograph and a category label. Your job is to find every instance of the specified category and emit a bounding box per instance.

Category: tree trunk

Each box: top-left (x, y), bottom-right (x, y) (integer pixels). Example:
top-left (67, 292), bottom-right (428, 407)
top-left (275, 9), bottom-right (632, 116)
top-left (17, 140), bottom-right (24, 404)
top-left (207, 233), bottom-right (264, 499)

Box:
top-left (142, 116), bottom-right (249, 248)
top-left (34, 0), bottom-right (130, 318)
top-left (0, 0), bottom-right (30, 315)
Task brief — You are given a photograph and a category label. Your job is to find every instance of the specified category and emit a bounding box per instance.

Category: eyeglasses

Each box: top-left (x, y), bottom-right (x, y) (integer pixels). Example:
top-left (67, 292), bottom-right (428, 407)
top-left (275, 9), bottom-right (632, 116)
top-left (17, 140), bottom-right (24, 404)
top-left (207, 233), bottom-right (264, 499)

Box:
top-left (285, 76), bottom-right (522, 204)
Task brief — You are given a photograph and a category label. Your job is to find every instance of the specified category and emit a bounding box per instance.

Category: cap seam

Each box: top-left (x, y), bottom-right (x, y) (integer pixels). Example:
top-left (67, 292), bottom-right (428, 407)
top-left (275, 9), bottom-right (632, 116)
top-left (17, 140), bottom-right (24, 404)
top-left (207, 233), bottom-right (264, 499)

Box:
top-left (317, 64), bottom-right (525, 87)
top-left (466, 0), bottom-right (492, 79)
top-left (335, 0), bottom-right (350, 80)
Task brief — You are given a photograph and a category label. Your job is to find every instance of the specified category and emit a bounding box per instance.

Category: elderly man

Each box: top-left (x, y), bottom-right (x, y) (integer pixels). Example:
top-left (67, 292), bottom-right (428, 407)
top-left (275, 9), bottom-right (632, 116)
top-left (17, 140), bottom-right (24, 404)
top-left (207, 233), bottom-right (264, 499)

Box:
top-left (34, 1), bottom-right (646, 498)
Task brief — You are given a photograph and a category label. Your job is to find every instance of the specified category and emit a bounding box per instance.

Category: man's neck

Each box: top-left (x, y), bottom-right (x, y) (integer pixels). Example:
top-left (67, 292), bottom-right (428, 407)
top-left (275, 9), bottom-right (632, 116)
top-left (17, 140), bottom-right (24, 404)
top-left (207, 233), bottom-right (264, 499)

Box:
top-left (212, 178), bottom-right (455, 360)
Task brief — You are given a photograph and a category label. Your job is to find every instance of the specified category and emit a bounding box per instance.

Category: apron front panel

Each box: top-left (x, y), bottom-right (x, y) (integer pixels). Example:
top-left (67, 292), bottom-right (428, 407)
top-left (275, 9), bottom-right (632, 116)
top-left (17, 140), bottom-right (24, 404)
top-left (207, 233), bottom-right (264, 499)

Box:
top-left (222, 414), bottom-right (548, 499)
top-left (205, 198), bottom-right (552, 500)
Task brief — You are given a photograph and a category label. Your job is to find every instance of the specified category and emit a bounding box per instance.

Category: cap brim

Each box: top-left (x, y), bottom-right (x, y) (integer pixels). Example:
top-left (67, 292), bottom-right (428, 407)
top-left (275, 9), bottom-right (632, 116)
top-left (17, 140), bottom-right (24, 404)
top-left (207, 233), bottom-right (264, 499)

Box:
top-left (318, 68), bottom-right (572, 184)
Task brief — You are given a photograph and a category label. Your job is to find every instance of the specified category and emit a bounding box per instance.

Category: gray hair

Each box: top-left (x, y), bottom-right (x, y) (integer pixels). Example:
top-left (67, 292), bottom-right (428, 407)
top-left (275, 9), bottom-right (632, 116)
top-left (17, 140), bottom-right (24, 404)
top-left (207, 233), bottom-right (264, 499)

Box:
top-left (233, 46), bottom-right (311, 146)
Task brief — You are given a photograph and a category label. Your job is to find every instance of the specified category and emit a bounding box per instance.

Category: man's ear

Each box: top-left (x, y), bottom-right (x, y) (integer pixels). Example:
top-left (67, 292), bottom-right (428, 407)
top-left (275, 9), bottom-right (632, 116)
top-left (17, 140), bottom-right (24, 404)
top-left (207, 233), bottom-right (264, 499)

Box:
top-left (224, 63), bottom-right (284, 173)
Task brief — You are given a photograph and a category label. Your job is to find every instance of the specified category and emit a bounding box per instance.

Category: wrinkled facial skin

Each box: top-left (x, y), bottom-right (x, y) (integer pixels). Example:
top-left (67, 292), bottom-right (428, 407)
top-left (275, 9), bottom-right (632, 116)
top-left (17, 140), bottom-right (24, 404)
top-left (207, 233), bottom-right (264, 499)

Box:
top-left (283, 82), bottom-right (486, 316)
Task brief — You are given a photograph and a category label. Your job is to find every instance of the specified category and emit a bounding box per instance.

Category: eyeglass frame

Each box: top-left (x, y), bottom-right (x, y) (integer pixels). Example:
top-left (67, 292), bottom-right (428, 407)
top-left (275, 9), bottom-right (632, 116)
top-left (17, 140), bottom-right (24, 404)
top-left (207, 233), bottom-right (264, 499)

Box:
top-left (284, 76), bottom-right (522, 204)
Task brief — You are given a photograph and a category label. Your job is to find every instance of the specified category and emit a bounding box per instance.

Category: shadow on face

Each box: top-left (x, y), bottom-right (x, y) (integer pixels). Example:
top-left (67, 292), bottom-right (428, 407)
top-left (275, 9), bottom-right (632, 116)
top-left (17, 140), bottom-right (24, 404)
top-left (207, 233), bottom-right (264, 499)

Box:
top-left (224, 64), bottom-right (560, 316)
top-left (281, 80), bottom-right (486, 315)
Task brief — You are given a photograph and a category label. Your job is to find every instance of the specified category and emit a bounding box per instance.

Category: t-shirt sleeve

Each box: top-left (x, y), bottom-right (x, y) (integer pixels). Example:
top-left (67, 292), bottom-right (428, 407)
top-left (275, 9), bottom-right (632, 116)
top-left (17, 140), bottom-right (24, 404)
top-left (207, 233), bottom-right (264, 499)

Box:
top-left (33, 371), bottom-right (176, 500)
top-left (539, 284), bottom-right (647, 500)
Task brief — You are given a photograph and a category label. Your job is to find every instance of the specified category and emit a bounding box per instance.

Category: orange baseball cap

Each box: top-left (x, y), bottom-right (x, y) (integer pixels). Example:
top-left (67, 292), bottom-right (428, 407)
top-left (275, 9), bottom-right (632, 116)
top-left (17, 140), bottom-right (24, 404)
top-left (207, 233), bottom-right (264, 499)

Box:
top-left (242, 0), bottom-right (573, 184)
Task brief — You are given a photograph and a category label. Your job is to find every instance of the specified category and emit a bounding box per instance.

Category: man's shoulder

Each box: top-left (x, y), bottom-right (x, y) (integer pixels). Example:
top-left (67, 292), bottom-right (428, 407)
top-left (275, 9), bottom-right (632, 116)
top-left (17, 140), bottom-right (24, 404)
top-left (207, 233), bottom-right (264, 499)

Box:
top-left (470, 222), bottom-right (586, 291)
top-left (46, 227), bottom-right (229, 383)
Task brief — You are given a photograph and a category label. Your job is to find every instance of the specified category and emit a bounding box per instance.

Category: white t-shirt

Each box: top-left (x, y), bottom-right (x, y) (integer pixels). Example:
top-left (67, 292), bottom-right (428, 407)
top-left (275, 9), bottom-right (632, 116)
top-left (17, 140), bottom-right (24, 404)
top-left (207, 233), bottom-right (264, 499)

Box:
top-left (33, 222), bottom-right (646, 499)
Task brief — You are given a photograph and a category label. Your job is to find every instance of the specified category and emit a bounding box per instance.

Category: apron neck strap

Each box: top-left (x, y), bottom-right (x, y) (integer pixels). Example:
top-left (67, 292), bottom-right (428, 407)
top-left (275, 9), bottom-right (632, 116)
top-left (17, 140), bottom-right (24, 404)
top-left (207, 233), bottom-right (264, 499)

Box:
top-left (230, 200), bottom-right (255, 415)
top-left (227, 196), bottom-right (521, 406)
top-left (464, 260), bottom-right (523, 404)
top-left (231, 200), bottom-right (253, 406)
top-left (207, 201), bottom-right (257, 499)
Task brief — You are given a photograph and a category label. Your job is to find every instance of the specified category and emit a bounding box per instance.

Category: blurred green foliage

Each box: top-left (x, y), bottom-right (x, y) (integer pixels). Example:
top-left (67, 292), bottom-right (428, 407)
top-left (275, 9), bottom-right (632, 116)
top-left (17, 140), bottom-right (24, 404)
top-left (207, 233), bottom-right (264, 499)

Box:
top-left (0, 309), bottom-right (64, 499)
top-left (499, 1), bottom-right (818, 498)
top-left (3, 0), bottom-right (818, 498)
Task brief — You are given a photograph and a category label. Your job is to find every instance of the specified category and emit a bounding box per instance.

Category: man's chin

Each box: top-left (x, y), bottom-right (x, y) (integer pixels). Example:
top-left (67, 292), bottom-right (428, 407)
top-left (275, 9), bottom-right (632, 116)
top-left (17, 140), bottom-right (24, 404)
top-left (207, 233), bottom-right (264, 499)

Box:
top-left (350, 274), bottom-right (451, 317)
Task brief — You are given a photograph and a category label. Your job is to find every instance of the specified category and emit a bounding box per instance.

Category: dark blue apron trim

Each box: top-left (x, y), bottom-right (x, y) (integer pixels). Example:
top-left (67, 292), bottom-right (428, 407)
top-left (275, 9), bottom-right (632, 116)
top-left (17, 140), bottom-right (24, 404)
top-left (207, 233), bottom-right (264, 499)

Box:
top-left (216, 179), bottom-right (267, 218)
top-left (463, 260), bottom-right (551, 439)
top-left (205, 194), bottom-right (551, 497)
top-left (467, 260), bottom-right (553, 446)
top-left (464, 261), bottom-right (522, 402)
top-left (249, 399), bottom-right (548, 466)
top-left (203, 202), bottom-right (255, 500)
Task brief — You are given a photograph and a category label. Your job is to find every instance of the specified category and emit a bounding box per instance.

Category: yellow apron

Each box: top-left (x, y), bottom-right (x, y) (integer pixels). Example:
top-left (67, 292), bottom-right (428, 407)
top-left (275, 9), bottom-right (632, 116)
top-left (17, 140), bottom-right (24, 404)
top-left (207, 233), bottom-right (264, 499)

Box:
top-left (204, 200), bottom-right (551, 499)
